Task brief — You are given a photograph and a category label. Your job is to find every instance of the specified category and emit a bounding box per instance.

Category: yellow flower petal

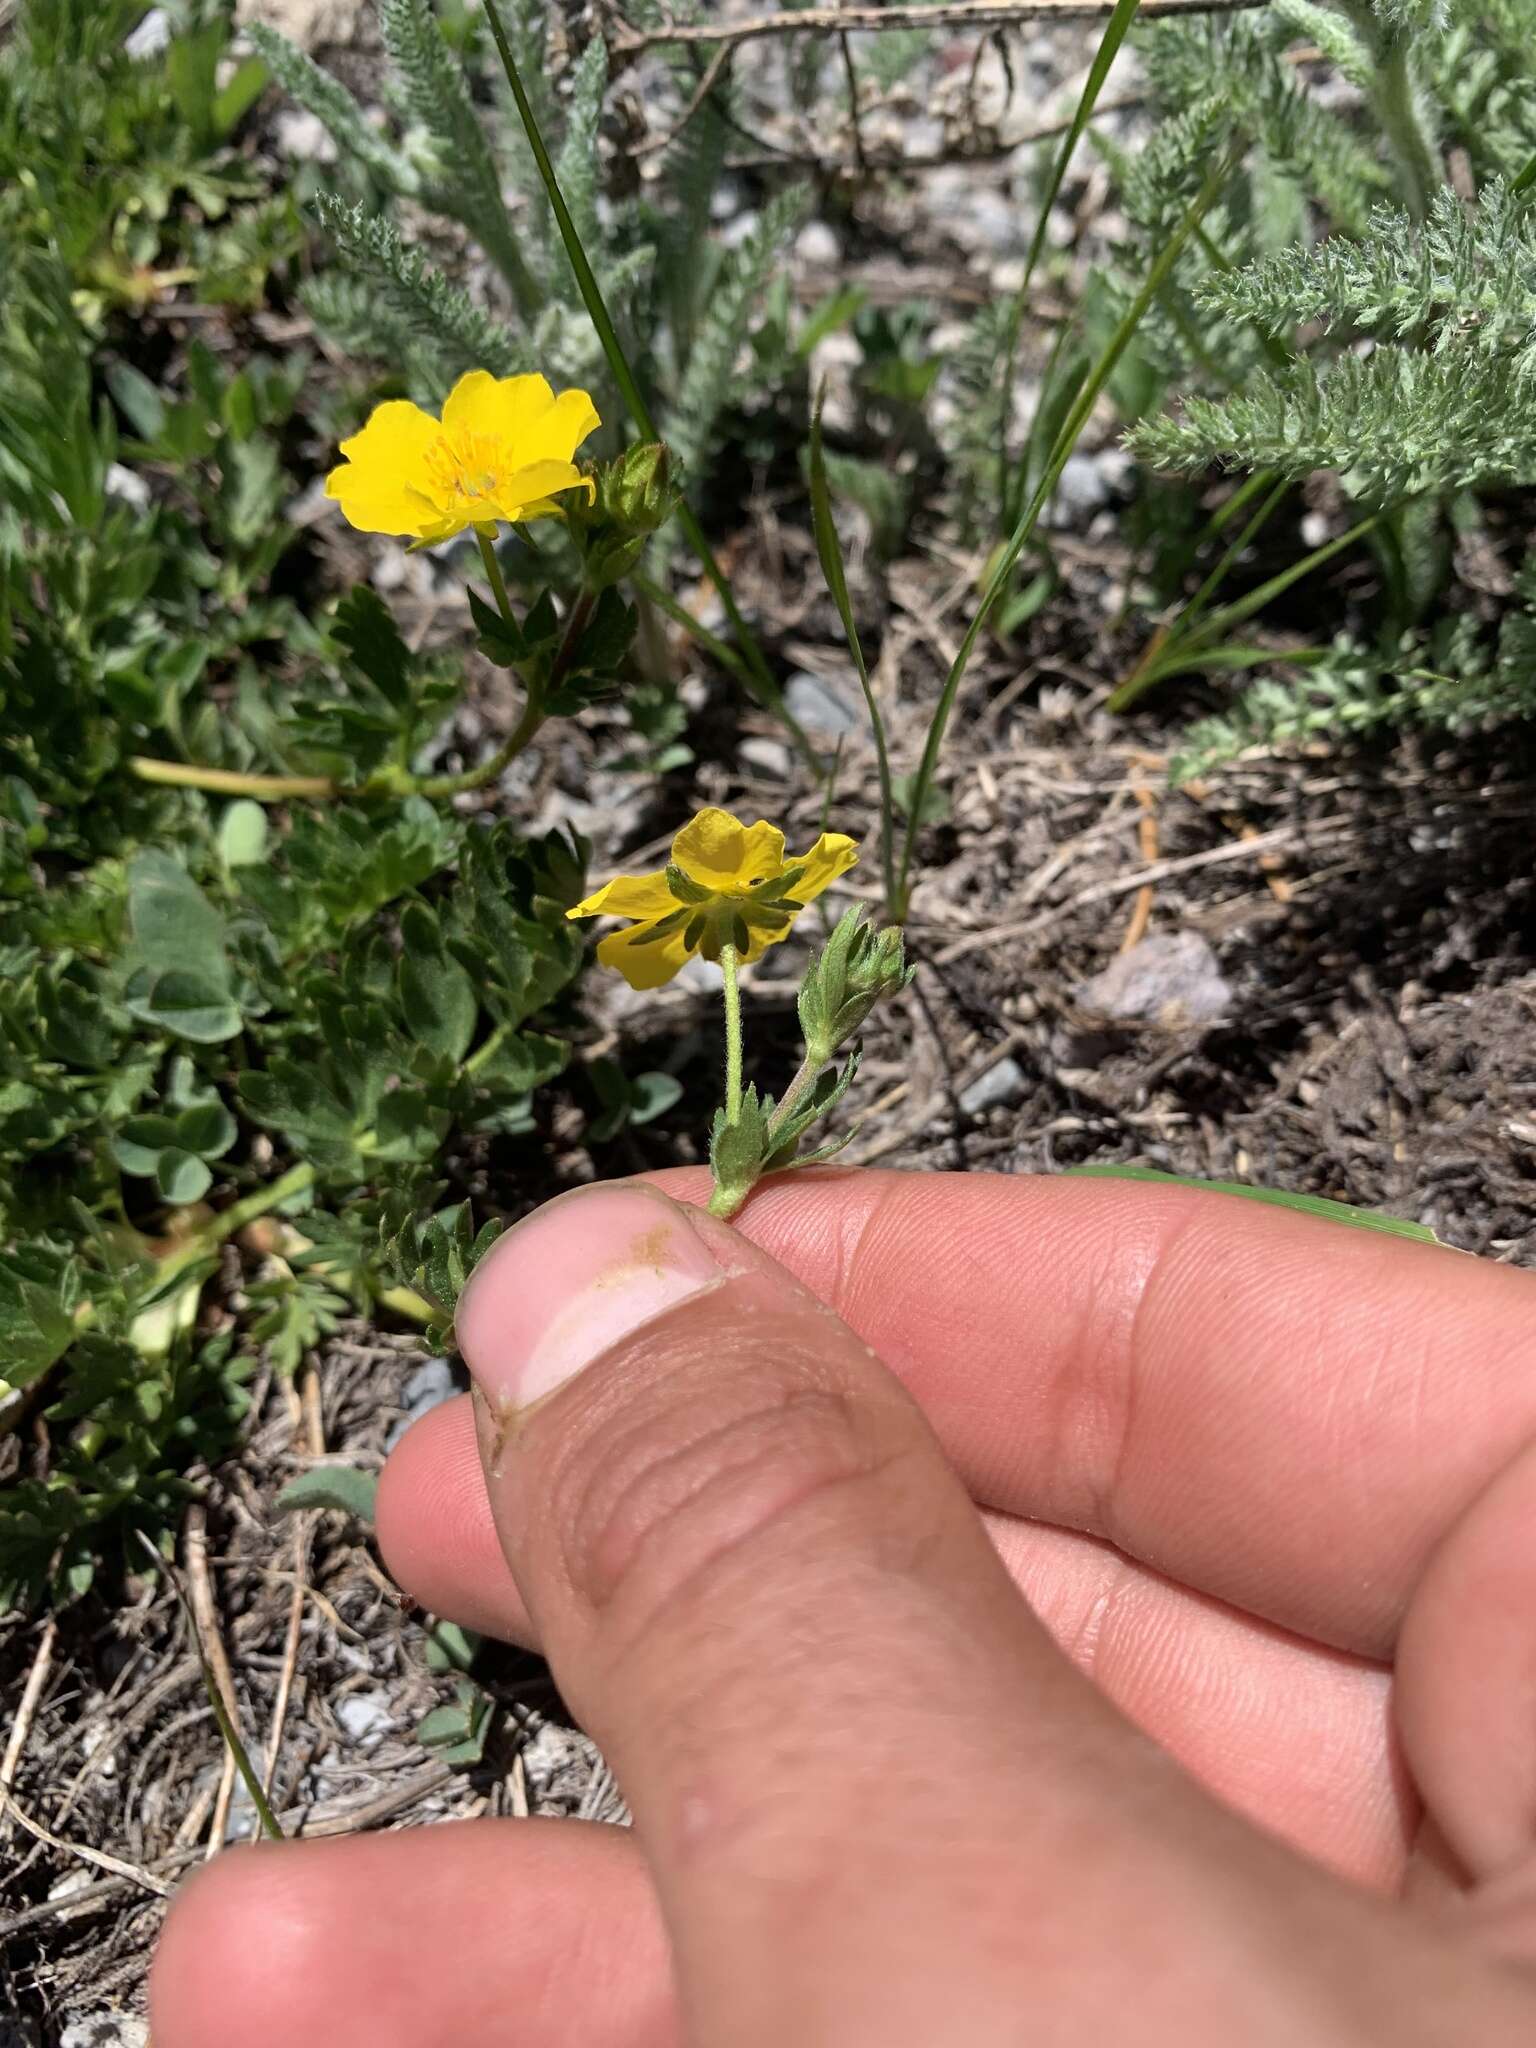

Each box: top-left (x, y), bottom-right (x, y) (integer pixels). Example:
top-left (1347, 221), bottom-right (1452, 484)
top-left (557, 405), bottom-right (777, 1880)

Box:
top-left (596, 917), bottom-right (695, 990)
top-left (441, 369), bottom-right (554, 440)
top-left (672, 808), bottom-right (786, 891)
top-left (517, 386), bottom-right (603, 464)
top-left (783, 832), bottom-right (859, 906)
top-left (325, 399), bottom-right (443, 537)
top-left (493, 459), bottom-right (594, 524)
top-left (568, 871), bottom-right (676, 921)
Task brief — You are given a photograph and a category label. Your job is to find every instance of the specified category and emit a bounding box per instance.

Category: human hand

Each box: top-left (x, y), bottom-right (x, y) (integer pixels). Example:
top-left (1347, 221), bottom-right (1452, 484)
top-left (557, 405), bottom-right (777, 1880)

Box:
top-left (152, 1169), bottom-right (1536, 2044)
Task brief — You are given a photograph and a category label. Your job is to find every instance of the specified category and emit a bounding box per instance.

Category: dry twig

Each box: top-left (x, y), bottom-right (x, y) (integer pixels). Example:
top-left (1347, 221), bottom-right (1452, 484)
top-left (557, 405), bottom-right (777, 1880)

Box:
top-left (0, 1617), bottom-right (56, 1843)
top-left (610, 0), bottom-right (1266, 54)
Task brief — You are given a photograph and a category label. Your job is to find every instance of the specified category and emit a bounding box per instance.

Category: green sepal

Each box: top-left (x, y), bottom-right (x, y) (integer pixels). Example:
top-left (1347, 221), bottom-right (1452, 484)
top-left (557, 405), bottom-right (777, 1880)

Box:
top-left (708, 1084), bottom-right (772, 1211)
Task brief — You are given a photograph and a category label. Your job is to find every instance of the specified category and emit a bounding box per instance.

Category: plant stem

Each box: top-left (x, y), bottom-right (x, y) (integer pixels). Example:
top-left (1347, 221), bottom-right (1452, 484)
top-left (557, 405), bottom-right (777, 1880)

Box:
top-left (479, 0), bottom-right (819, 774)
top-left (1371, 33), bottom-right (1440, 222)
top-left (129, 758), bottom-right (338, 799)
top-left (414, 689), bottom-right (546, 799)
top-left (632, 569), bottom-right (755, 688)
top-left (765, 1043), bottom-right (825, 1145)
top-left (157, 1163), bottom-right (317, 1289)
top-left (545, 587), bottom-right (597, 699)
top-left (475, 526), bottom-right (515, 626)
top-left (893, 152), bottom-right (1233, 918)
top-left (719, 942), bottom-right (744, 1122)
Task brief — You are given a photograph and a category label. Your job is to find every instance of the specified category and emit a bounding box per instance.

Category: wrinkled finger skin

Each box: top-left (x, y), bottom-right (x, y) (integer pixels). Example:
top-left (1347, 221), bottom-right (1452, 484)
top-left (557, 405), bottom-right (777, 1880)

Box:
top-left (152, 1170), bottom-right (1536, 2048)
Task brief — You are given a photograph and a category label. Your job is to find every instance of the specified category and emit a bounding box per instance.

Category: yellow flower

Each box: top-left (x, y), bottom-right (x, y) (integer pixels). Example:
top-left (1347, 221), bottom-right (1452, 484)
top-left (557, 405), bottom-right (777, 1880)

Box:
top-left (325, 369), bottom-right (600, 546)
top-left (569, 807), bottom-right (859, 990)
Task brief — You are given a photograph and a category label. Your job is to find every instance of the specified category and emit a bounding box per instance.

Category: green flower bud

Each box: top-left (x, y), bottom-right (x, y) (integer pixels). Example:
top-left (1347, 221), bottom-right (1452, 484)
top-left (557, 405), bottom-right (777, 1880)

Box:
top-left (798, 907), bottom-right (912, 1058)
top-left (572, 443), bottom-right (680, 591)
top-left (604, 441), bottom-right (676, 534)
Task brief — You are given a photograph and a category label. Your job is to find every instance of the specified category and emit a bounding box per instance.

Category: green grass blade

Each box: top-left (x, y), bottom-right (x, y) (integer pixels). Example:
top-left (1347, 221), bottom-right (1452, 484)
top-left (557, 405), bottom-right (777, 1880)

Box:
top-left (136, 1531), bottom-right (286, 1842)
top-left (479, 0), bottom-right (817, 771)
top-left (1066, 1166), bottom-right (1439, 1243)
top-left (894, 154), bottom-right (1234, 917)
top-left (631, 569), bottom-right (754, 688)
top-left (998, 0), bottom-right (1144, 529)
top-left (808, 393), bottom-right (897, 911)
top-left (1111, 474), bottom-right (1290, 709)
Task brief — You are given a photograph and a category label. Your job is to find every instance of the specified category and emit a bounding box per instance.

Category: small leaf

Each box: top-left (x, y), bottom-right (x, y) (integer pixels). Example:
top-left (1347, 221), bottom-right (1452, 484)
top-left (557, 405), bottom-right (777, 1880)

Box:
top-left (334, 585), bottom-right (414, 708)
top-left (467, 587), bottom-right (525, 667)
top-left (424, 1620), bottom-right (482, 1673)
top-left (399, 902), bottom-right (478, 1065)
top-left (276, 1466), bottom-right (380, 1521)
top-left (174, 1100), bottom-right (238, 1159)
top-left (106, 361), bottom-right (166, 441)
top-left (628, 1071), bottom-right (682, 1126)
top-left (124, 966), bottom-right (242, 1045)
top-left (891, 771), bottom-right (950, 825)
top-left (115, 1114), bottom-right (180, 1176)
top-left (155, 1149), bottom-right (213, 1205)
top-left (127, 850), bottom-right (230, 979)
top-left (214, 52), bottom-right (269, 138)
top-left (218, 799), bottom-right (269, 867)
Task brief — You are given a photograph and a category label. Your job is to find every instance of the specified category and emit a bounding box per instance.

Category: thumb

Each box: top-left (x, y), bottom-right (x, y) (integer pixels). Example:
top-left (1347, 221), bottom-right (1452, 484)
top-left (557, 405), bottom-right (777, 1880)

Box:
top-left (452, 1182), bottom-right (1421, 2047)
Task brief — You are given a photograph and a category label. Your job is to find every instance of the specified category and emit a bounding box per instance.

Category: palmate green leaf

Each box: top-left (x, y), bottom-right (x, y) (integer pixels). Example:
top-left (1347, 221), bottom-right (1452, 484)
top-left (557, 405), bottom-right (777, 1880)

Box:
top-left (764, 1053), bottom-right (860, 1170)
top-left (0, 1245), bottom-right (82, 1388)
top-left (1067, 1165), bottom-right (1439, 1241)
top-left (398, 901), bottom-right (478, 1065)
top-left (380, 1197), bottom-right (503, 1324)
top-left (333, 584), bottom-right (415, 711)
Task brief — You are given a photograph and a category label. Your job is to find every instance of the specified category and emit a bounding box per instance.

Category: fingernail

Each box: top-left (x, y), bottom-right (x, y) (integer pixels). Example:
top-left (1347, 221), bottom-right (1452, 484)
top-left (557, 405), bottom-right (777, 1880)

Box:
top-left (455, 1185), bottom-right (726, 1412)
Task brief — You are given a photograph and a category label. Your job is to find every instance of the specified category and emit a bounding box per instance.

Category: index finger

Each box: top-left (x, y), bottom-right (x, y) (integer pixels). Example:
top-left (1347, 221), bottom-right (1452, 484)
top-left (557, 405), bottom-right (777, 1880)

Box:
top-left (638, 1167), bottom-right (1536, 1657)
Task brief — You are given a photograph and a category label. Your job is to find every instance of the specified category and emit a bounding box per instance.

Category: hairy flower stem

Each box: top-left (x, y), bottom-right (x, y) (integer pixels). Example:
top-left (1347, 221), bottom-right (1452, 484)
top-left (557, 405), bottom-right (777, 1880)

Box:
top-left (765, 1040), bottom-right (828, 1147)
top-left (719, 942), bottom-right (744, 1123)
top-left (475, 527), bottom-right (515, 626)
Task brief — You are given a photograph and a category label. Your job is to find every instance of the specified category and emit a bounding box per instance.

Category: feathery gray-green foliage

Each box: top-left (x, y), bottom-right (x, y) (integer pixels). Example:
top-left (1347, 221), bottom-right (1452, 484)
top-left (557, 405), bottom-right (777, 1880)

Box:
top-left (1170, 577), bottom-right (1536, 780)
top-left (1101, 0), bottom-right (1536, 760)
top-left (245, 21), bottom-right (419, 195)
top-left (379, 0), bottom-right (541, 316)
top-left (311, 195), bottom-right (530, 386)
top-left (668, 185), bottom-right (809, 480)
top-left (1128, 182), bottom-right (1536, 497)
